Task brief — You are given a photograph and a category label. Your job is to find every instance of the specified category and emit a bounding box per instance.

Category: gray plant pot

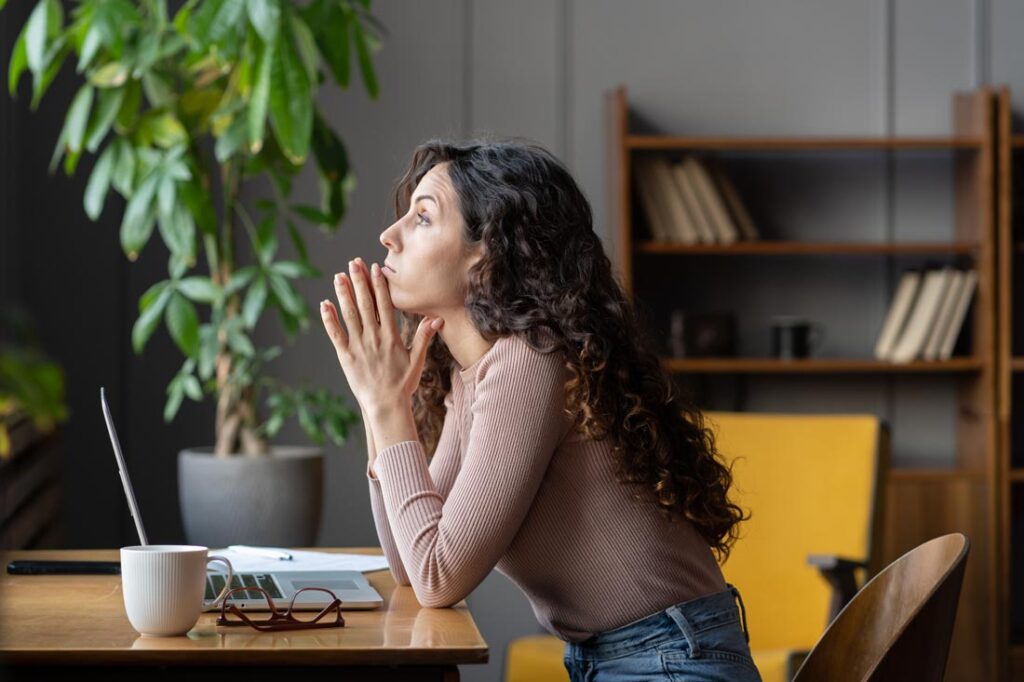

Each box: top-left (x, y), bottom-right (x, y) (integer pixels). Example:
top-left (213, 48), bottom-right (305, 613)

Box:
top-left (178, 445), bottom-right (323, 548)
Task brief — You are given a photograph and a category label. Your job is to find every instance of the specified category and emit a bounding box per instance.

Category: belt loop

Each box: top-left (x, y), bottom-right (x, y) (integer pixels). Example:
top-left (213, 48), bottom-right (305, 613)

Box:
top-left (727, 583), bottom-right (750, 644)
top-left (665, 604), bottom-right (702, 658)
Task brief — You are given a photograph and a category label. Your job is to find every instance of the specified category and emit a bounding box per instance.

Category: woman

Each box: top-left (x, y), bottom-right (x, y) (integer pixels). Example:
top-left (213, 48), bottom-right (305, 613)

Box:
top-left (319, 138), bottom-right (760, 681)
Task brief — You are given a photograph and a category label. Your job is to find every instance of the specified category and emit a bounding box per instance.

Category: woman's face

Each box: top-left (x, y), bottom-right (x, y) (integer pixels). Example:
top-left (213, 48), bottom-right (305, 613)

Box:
top-left (378, 162), bottom-right (483, 316)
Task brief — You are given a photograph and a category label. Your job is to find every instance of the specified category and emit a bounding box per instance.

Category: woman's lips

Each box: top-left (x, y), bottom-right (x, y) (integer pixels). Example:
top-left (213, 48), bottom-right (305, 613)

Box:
top-left (383, 264), bottom-right (397, 276)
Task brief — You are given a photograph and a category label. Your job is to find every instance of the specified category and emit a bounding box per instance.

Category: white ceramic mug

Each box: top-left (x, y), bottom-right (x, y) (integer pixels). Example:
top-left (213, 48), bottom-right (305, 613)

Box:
top-left (120, 545), bottom-right (233, 637)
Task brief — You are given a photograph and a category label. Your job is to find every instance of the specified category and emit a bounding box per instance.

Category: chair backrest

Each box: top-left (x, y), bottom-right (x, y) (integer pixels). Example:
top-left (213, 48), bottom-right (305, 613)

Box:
top-left (793, 533), bottom-right (969, 681)
top-left (704, 411), bottom-right (887, 652)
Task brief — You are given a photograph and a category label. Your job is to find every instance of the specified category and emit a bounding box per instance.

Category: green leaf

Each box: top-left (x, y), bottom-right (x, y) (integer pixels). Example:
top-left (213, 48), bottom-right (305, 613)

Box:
top-left (197, 324), bottom-right (218, 380)
top-left (64, 83), bottom-right (95, 153)
top-left (192, 0), bottom-right (245, 46)
top-left (137, 109), bottom-right (188, 148)
top-left (25, 0), bottom-right (55, 82)
top-left (285, 219), bottom-right (309, 264)
top-left (141, 70), bottom-right (174, 107)
top-left (225, 266), bottom-right (257, 296)
top-left (291, 204), bottom-right (332, 225)
top-left (268, 30), bottom-right (312, 163)
top-left (227, 325), bottom-right (255, 356)
top-left (139, 280), bottom-right (171, 313)
top-left (120, 171), bottom-right (160, 258)
top-left (301, 0), bottom-right (349, 87)
top-left (178, 276), bottom-right (221, 304)
top-left (8, 23), bottom-right (28, 98)
top-left (288, 13), bottom-right (318, 87)
top-left (182, 375), bottom-right (203, 401)
top-left (165, 292), bottom-right (200, 357)
top-left (242, 276), bottom-right (268, 329)
top-left (30, 36), bottom-right (69, 110)
top-left (271, 260), bottom-right (318, 279)
top-left (163, 381), bottom-right (184, 422)
top-left (246, 0), bottom-right (280, 43)
top-left (214, 110), bottom-right (247, 162)
top-left (247, 35), bottom-right (273, 154)
top-left (88, 61), bottom-right (129, 88)
top-left (84, 86), bottom-right (125, 152)
top-left (114, 78), bottom-right (141, 131)
top-left (267, 271), bottom-right (304, 316)
top-left (179, 177), bottom-right (216, 235)
top-left (311, 110), bottom-right (349, 183)
top-left (132, 283), bottom-right (173, 353)
top-left (110, 137), bottom-right (136, 195)
top-left (352, 16), bottom-right (379, 100)
top-left (157, 202), bottom-right (195, 259)
top-left (83, 143), bottom-right (115, 220)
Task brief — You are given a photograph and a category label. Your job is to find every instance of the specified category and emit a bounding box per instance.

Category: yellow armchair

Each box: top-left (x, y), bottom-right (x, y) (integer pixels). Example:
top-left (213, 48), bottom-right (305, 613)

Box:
top-left (504, 411), bottom-right (887, 682)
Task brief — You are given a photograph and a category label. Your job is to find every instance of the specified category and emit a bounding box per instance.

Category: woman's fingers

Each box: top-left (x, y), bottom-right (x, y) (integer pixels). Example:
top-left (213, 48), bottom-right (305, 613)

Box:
top-left (349, 259), bottom-right (380, 335)
top-left (334, 270), bottom-right (362, 337)
top-left (370, 262), bottom-right (399, 339)
top-left (320, 300), bottom-right (348, 352)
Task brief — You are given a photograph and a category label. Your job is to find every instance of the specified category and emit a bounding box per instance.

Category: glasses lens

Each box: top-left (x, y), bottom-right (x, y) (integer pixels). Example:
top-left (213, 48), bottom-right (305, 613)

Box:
top-left (288, 588), bottom-right (340, 622)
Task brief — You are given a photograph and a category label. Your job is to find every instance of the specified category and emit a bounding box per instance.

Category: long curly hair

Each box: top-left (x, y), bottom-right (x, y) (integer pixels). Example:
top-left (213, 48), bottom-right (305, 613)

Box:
top-left (389, 137), bottom-right (749, 562)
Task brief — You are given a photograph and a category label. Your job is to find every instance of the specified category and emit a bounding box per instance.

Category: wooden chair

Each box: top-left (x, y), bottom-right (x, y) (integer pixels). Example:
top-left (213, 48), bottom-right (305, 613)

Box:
top-left (793, 533), bottom-right (969, 681)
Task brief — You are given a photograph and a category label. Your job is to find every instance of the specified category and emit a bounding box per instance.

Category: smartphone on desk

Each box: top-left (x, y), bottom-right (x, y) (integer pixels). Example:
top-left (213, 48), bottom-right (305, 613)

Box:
top-left (7, 560), bottom-right (121, 575)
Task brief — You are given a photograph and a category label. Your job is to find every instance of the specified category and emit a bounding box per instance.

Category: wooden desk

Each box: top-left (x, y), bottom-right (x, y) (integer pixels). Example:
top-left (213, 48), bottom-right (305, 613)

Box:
top-left (0, 547), bottom-right (488, 681)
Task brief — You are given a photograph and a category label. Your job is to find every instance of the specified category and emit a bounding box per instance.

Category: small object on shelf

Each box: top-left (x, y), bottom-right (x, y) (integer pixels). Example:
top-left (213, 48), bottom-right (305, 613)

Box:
top-left (770, 316), bottom-right (825, 359)
top-left (668, 310), bottom-right (736, 358)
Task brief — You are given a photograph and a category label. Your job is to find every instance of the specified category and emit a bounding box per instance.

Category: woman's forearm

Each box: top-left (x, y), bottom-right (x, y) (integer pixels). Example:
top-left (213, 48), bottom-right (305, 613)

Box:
top-left (362, 407), bottom-right (378, 476)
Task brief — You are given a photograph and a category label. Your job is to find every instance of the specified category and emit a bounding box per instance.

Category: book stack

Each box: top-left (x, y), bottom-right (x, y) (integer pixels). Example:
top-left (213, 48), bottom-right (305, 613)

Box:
top-left (873, 266), bottom-right (978, 362)
top-left (633, 155), bottom-right (760, 245)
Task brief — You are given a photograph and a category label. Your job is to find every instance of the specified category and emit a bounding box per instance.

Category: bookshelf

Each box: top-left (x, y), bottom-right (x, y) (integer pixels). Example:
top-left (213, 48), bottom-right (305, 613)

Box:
top-left (606, 85), bottom-right (998, 681)
top-left (996, 85), bottom-right (1024, 681)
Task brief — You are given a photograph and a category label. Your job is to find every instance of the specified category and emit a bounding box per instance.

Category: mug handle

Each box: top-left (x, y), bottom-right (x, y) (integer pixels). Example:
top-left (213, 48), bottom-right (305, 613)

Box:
top-left (202, 555), bottom-right (234, 611)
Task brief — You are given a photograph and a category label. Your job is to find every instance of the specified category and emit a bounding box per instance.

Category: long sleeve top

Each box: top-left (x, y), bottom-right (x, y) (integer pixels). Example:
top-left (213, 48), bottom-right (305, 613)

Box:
top-left (366, 333), bottom-right (727, 642)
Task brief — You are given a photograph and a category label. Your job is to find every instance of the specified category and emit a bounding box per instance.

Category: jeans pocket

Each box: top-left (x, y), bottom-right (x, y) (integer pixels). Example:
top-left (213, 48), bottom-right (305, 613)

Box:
top-left (659, 622), bottom-right (762, 681)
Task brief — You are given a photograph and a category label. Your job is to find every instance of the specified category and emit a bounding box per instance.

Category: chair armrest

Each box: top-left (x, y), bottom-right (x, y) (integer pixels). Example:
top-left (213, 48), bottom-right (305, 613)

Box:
top-left (806, 554), bottom-right (869, 625)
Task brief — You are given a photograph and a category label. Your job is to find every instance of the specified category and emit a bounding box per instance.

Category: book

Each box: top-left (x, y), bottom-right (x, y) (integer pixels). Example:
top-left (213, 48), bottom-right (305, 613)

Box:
top-left (651, 157), bottom-right (700, 244)
top-left (937, 269), bottom-right (977, 361)
top-left (685, 156), bottom-right (739, 244)
top-left (888, 266), bottom-right (955, 363)
top-left (922, 270), bottom-right (965, 361)
top-left (708, 159), bottom-right (760, 241)
top-left (634, 157), bottom-right (674, 243)
top-left (874, 269), bottom-right (922, 360)
top-left (672, 160), bottom-right (717, 244)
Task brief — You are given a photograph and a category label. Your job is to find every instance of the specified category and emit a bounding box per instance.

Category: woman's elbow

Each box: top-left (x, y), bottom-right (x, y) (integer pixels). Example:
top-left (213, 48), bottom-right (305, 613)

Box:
top-left (413, 586), bottom-right (461, 608)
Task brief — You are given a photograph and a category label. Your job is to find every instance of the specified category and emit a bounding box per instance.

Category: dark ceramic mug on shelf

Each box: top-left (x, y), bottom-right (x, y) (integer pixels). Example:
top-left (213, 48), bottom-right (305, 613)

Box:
top-left (770, 316), bottom-right (825, 359)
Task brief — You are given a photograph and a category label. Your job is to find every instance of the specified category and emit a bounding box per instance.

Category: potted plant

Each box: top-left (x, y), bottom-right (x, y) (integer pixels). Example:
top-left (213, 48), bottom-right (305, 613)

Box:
top-left (5, 0), bottom-right (386, 546)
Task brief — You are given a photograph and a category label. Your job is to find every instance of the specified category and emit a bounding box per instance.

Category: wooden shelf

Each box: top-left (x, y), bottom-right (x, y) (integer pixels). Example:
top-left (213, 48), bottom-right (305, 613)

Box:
top-left (611, 85), bottom-right (999, 679)
top-left (626, 134), bottom-right (984, 151)
top-left (1009, 470), bottom-right (1024, 482)
top-left (889, 468), bottom-right (987, 480)
top-left (1012, 357), bottom-right (1024, 371)
top-left (636, 241), bottom-right (978, 256)
top-left (662, 357), bottom-right (983, 374)
top-left (1012, 134), bottom-right (1024, 148)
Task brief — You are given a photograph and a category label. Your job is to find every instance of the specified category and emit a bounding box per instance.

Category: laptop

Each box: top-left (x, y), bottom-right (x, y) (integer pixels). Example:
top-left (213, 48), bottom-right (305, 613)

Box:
top-left (101, 386), bottom-right (384, 611)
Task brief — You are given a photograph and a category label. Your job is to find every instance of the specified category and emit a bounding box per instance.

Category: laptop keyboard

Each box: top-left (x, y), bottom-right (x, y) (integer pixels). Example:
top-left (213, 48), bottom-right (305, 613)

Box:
top-left (205, 573), bottom-right (283, 601)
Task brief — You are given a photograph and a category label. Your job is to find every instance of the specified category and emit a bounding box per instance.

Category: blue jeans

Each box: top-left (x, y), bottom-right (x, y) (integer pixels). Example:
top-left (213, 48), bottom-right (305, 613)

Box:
top-left (563, 584), bottom-right (762, 681)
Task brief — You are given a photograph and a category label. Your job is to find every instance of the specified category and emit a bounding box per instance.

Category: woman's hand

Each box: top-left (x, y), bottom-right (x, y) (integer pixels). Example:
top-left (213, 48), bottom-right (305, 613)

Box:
top-left (319, 257), bottom-right (444, 415)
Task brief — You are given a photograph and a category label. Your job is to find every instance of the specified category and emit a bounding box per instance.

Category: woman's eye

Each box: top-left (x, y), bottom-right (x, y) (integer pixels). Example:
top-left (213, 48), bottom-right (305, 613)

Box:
top-left (416, 211), bottom-right (430, 225)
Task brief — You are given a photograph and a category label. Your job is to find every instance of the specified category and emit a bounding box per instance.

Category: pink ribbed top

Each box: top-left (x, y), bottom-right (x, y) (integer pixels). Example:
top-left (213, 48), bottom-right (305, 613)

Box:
top-left (366, 333), bottom-right (727, 642)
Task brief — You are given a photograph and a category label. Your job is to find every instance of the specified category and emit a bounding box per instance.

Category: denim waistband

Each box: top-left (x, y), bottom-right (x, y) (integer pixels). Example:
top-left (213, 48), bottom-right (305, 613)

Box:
top-left (567, 584), bottom-right (749, 661)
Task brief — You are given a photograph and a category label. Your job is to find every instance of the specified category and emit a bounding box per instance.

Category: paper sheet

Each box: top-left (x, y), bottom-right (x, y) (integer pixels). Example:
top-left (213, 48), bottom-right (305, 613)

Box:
top-left (207, 548), bottom-right (390, 574)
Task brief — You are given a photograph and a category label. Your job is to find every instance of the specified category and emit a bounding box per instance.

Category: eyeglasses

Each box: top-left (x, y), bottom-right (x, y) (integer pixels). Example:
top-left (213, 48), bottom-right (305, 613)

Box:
top-left (215, 586), bottom-right (346, 632)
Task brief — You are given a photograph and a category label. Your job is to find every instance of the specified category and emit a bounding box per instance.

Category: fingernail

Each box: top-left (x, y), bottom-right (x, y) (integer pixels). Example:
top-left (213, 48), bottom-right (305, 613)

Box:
top-left (431, 318), bottom-right (444, 330)
top-left (371, 263), bottom-right (380, 277)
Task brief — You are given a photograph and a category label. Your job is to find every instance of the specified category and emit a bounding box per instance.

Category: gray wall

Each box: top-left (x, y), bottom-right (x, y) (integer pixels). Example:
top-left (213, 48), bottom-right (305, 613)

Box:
top-left (6, 1), bottom-right (1024, 681)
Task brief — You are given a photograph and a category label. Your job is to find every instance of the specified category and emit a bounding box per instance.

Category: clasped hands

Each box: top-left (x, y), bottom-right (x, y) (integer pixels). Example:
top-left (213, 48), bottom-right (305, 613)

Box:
top-left (319, 257), bottom-right (444, 416)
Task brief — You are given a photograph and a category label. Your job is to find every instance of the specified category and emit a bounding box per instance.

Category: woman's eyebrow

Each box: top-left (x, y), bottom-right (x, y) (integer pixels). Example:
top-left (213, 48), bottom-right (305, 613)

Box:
top-left (414, 194), bottom-right (441, 212)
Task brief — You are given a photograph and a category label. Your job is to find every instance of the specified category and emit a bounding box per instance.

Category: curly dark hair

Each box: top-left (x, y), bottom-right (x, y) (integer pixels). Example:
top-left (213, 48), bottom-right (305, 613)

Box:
top-left (389, 136), bottom-right (749, 562)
